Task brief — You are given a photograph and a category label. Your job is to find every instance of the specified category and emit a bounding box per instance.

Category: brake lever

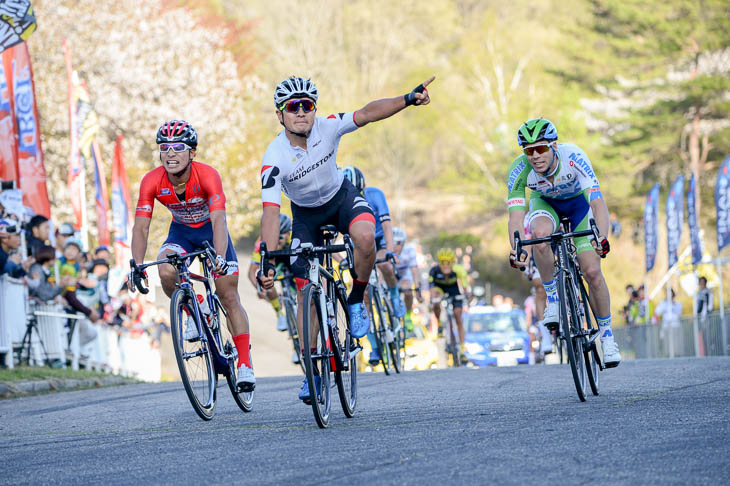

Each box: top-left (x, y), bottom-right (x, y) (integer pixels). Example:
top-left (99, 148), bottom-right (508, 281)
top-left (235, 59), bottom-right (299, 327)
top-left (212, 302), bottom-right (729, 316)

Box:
top-left (343, 234), bottom-right (358, 280)
top-left (589, 219), bottom-right (610, 258)
top-left (512, 231), bottom-right (527, 271)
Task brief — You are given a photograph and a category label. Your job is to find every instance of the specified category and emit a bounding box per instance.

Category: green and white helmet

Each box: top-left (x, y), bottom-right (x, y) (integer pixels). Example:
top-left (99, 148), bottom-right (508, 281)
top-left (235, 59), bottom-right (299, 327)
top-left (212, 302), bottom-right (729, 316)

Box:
top-left (517, 118), bottom-right (558, 147)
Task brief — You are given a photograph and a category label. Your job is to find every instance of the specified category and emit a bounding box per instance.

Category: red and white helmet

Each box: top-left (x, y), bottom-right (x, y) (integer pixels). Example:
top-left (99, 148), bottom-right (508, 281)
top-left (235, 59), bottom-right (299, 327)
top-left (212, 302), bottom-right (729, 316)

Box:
top-left (156, 120), bottom-right (198, 149)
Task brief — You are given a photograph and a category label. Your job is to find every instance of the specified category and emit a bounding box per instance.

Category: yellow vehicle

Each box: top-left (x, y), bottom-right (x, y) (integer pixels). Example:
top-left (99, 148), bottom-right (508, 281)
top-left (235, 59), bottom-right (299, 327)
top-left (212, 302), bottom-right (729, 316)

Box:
top-left (403, 322), bottom-right (439, 371)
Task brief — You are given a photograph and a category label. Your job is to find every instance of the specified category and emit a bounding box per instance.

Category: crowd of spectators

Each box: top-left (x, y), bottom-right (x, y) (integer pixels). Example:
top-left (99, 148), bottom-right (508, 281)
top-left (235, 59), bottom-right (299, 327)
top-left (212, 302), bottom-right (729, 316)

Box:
top-left (0, 200), bottom-right (168, 368)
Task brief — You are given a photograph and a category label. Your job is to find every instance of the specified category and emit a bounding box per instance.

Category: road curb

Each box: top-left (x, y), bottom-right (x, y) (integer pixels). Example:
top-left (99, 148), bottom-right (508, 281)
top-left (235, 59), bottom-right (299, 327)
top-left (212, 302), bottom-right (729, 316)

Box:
top-left (0, 376), bottom-right (136, 399)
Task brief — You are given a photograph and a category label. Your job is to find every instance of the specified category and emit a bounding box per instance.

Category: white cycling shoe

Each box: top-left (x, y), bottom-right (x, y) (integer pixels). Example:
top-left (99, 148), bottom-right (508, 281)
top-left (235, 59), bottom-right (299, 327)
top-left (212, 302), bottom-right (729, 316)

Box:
top-left (601, 337), bottom-right (622, 368)
top-left (276, 314), bottom-right (288, 332)
top-left (543, 301), bottom-right (560, 328)
top-left (183, 315), bottom-right (199, 341)
top-left (236, 363), bottom-right (256, 392)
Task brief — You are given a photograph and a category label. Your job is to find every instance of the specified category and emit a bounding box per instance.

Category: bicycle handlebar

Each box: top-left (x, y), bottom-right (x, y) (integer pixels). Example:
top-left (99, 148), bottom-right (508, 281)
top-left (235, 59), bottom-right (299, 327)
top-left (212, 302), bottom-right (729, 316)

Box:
top-left (514, 218), bottom-right (608, 261)
top-left (258, 236), bottom-right (357, 283)
top-left (375, 252), bottom-right (401, 280)
top-left (129, 241), bottom-right (217, 295)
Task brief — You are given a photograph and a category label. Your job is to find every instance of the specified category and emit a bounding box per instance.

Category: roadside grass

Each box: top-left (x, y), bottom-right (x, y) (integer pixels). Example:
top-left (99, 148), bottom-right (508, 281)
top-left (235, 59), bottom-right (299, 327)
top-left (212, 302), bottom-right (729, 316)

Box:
top-left (0, 366), bottom-right (115, 383)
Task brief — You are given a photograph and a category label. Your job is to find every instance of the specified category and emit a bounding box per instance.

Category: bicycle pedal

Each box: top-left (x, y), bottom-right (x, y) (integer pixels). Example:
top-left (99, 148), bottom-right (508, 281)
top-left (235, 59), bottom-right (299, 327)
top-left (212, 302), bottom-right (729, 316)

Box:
top-left (237, 382), bottom-right (255, 393)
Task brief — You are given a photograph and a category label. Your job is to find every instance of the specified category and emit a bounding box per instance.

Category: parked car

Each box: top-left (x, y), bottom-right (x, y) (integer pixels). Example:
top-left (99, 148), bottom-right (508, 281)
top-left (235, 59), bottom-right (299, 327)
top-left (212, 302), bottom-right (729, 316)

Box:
top-left (463, 306), bottom-right (530, 367)
top-left (404, 322), bottom-right (439, 371)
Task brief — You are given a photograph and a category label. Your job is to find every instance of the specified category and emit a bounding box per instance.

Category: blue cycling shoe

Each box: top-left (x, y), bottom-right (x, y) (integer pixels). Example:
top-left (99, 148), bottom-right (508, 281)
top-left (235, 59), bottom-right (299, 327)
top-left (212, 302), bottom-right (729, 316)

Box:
top-left (368, 348), bottom-right (381, 365)
top-left (348, 302), bottom-right (370, 338)
top-left (298, 376), bottom-right (321, 404)
top-left (391, 295), bottom-right (406, 319)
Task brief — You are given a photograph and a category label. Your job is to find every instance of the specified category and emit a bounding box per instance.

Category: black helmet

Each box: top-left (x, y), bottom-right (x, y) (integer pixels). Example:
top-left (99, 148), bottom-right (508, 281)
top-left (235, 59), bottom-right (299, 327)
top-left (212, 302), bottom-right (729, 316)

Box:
top-left (156, 120), bottom-right (198, 149)
top-left (342, 165), bottom-right (365, 192)
top-left (279, 213), bottom-right (292, 235)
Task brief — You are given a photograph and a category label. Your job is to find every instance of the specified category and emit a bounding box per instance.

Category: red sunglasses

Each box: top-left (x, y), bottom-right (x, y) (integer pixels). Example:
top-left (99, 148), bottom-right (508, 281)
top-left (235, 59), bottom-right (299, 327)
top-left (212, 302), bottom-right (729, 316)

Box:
top-left (280, 99), bottom-right (316, 114)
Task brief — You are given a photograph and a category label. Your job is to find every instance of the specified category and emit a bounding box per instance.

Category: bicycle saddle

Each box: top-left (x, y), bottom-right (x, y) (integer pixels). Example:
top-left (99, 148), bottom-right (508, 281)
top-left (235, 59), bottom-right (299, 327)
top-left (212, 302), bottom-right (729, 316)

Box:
top-left (319, 225), bottom-right (338, 239)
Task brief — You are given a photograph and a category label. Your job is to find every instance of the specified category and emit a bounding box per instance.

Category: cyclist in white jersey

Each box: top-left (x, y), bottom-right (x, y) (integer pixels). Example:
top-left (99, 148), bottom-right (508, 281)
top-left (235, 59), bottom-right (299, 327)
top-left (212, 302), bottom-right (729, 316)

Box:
top-left (257, 75), bottom-right (435, 402)
top-left (507, 118), bottom-right (621, 367)
top-left (393, 227), bottom-right (422, 330)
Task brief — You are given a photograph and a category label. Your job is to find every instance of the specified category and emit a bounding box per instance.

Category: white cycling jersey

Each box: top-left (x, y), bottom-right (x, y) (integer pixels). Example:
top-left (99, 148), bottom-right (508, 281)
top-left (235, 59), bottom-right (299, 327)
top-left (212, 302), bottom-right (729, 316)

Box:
top-left (506, 143), bottom-right (602, 211)
top-left (260, 112), bottom-right (360, 208)
top-left (397, 243), bottom-right (418, 282)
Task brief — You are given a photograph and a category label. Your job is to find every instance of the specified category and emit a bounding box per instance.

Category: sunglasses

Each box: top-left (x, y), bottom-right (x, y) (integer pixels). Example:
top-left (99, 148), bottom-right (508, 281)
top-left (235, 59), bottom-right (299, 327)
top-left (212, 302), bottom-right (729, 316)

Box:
top-left (438, 260), bottom-right (453, 266)
top-left (523, 143), bottom-right (552, 156)
top-left (280, 99), bottom-right (316, 114)
top-left (159, 143), bottom-right (190, 153)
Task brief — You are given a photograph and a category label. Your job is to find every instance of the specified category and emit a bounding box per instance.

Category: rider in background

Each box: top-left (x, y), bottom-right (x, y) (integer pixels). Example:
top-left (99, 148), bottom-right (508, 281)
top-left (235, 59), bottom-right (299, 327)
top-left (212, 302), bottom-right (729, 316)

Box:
top-left (130, 120), bottom-right (255, 390)
top-left (506, 118), bottom-right (621, 367)
top-left (393, 227), bottom-right (422, 331)
top-left (247, 213), bottom-right (293, 333)
top-left (343, 165), bottom-right (406, 319)
top-left (429, 248), bottom-right (469, 362)
top-left (257, 75), bottom-right (434, 402)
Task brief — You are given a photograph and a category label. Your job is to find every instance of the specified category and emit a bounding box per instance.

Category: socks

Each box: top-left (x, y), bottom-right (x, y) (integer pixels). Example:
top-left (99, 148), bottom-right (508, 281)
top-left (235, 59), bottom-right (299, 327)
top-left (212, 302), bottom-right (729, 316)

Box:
top-left (347, 279), bottom-right (368, 305)
top-left (542, 280), bottom-right (558, 304)
top-left (271, 296), bottom-right (281, 313)
top-left (389, 286), bottom-right (399, 300)
top-left (596, 314), bottom-right (613, 339)
top-left (233, 333), bottom-right (251, 368)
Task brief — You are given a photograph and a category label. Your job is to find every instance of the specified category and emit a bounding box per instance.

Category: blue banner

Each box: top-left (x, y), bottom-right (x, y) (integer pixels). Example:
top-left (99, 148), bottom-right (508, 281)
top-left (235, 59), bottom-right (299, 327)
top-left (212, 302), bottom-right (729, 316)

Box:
top-left (716, 155), bottom-right (730, 251)
top-left (687, 174), bottom-right (702, 264)
top-left (644, 183), bottom-right (660, 272)
top-left (666, 175), bottom-right (684, 269)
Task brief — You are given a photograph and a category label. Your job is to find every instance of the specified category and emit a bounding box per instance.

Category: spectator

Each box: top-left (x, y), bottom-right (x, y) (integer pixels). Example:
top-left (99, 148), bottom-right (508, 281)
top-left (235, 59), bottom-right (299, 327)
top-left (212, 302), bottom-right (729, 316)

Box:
top-left (636, 285), bottom-right (653, 326)
top-left (623, 284), bottom-right (635, 324)
top-left (609, 212), bottom-right (622, 238)
top-left (654, 288), bottom-right (683, 357)
top-left (55, 223), bottom-right (75, 258)
top-left (93, 245), bottom-right (112, 265)
top-left (694, 277), bottom-right (713, 319)
top-left (0, 218), bottom-right (34, 278)
top-left (694, 276), bottom-right (717, 356)
top-left (25, 215), bottom-right (50, 257)
top-left (26, 245), bottom-right (64, 302)
top-left (626, 290), bottom-right (640, 326)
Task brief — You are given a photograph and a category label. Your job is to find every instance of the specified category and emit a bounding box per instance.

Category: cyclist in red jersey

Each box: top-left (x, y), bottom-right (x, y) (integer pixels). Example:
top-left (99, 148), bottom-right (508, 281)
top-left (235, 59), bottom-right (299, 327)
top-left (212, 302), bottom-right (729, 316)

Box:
top-left (130, 120), bottom-right (255, 390)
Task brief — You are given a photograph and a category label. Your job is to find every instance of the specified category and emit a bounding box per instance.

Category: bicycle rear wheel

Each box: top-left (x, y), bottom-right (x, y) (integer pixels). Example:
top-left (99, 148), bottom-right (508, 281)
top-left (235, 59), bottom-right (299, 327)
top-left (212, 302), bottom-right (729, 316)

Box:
top-left (285, 298), bottom-right (304, 374)
top-left (384, 298), bottom-right (404, 373)
top-left (302, 284), bottom-right (332, 428)
top-left (215, 303), bottom-right (254, 412)
top-left (370, 288), bottom-right (391, 375)
top-left (558, 272), bottom-right (587, 402)
top-left (333, 287), bottom-right (357, 417)
top-left (577, 281), bottom-right (600, 396)
top-left (170, 289), bottom-right (217, 420)
top-left (447, 314), bottom-right (461, 368)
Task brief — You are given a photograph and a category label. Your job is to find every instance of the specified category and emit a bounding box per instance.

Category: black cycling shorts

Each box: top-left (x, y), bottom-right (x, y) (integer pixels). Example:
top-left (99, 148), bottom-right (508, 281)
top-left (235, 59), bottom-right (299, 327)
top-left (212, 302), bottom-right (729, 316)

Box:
top-left (290, 178), bottom-right (375, 279)
top-left (432, 284), bottom-right (464, 308)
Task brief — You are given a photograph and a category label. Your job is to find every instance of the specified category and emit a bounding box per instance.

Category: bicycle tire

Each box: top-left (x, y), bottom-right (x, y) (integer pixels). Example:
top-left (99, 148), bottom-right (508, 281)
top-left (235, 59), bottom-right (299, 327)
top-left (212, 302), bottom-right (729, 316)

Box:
top-left (333, 287), bottom-right (357, 417)
top-left (384, 297), bottom-right (404, 373)
top-left (170, 288), bottom-right (217, 420)
top-left (447, 312), bottom-right (461, 368)
top-left (285, 298), bottom-right (305, 374)
top-left (215, 303), bottom-right (254, 412)
top-left (370, 287), bottom-right (391, 375)
top-left (577, 280), bottom-right (599, 396)
top-left (557, 268), bottom-right (587, 401)
top-left (302, 284), bottom-right (332, 428)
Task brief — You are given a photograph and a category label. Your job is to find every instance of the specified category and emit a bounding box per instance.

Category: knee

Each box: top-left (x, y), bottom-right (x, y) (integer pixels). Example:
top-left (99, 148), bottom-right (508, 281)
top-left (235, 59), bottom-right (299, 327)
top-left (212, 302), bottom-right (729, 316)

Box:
top-left (218, 288), bottom-right (240, 309)
top-left (158, 264), bottom-right (176, 284)
top-left (583, 264), bottom-right (602, 286)
top-left (350, 227), bottom-right (375, 252)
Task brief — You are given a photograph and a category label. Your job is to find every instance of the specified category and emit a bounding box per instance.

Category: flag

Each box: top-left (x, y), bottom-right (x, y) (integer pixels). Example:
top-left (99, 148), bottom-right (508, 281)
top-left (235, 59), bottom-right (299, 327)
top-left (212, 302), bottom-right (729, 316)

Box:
top-left (715, 155), bottom-right (730, 252)
top-left (687, 174), bottom-right (702, 265)
top-left (666, 175), bottom-right (684, 269)
top-left (8, 41), bottom-right (49, 217)
top-left (64, 41), bottom-right (83, 229)
top-left (92, 140), bottom-right (109, 247)
top-left (644, 183), bottom-right (660, 272)
top-left (111, 135), bottom-right (132, 268)
top-left (0, 51), bottom-right (16, 182)
top-left (0, 0), bottom-right (36, 54)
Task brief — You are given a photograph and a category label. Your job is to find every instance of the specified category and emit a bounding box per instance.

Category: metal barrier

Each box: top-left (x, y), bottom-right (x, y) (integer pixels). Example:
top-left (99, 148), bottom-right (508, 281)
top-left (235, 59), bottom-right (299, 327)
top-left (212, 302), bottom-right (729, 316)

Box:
top-left (613, 311), bottom-right (730, 360)
top-left (0, 276), bottom-right (28, 368)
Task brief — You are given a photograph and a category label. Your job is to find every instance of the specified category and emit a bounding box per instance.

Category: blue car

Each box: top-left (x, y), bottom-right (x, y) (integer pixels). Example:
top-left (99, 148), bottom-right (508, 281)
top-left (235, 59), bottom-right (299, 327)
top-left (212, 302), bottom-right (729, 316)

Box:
top-left (463, 307), bottom-right (531, 367)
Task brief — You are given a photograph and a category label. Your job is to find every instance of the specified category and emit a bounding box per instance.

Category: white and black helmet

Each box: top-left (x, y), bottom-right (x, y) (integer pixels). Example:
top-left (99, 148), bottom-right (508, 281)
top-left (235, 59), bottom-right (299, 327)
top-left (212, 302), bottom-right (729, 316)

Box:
top-left (393, 227), bottom-right (407, 244)
top-left (274, 76), bottom-right (318, 107)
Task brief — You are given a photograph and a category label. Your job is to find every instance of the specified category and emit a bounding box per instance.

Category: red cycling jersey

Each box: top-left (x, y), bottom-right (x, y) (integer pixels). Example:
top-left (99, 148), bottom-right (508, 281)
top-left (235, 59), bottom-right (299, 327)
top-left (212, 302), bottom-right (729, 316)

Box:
top-left (135, 161), bottom-right (226, 228)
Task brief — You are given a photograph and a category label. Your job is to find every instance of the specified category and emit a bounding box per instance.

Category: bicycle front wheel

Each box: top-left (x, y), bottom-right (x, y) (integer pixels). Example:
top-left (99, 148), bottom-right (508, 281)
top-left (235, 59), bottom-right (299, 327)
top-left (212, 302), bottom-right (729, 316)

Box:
top-left (170, 289), bottom-right (217, 420)
top-left (333, 287), bottom-right (357, 417)
top-left (384, 298), bottom-right (404, 373)
top-left (370, 288), bottom-right (391, 375)
top-left (302, 284), bottom-right (332, 428)
top-left (447, 314), bottom-right (461, 368)
top-left (285, 298), bottom-right (305, 374)
top-left (558, 272), bottom-right (587, 402)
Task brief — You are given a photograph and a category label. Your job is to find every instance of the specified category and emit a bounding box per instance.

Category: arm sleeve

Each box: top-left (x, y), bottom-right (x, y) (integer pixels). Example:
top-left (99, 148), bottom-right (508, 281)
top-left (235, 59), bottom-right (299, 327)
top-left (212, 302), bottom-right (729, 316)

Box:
top-left (200, 165), bottom-right (227, 212)
top-left (134, 171), bottom-right (157, 218)
top-left (260, 148), bottom-right (283, 208)
top-left (507, 156), bottom-right (529, 212)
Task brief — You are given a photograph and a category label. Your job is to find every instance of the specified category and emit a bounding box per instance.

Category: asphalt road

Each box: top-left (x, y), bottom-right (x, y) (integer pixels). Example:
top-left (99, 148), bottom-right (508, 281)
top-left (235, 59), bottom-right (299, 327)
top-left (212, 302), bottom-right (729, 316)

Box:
top-left (1, 357), bottom-right (728, 485)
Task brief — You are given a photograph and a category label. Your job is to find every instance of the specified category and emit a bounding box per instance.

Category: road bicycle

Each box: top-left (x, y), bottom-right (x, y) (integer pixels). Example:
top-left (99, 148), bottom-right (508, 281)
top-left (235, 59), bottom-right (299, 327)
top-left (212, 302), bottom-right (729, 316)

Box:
top-left (434, 294), bottom-right (466, 367)
top-left (130, 242), bottom-right (253, 420)
top-left (260, 225), bottom-right (360, 428)
top-left (367, 254), bottom-right (405, 375)
top-left (514, 218), bottom-right (607, 401)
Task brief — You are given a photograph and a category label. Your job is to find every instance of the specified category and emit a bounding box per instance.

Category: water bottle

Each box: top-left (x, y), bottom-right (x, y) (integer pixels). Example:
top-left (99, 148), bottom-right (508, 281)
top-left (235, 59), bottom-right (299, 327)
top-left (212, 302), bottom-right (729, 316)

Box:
top-left (197, 294), bottom-right (212, 323)
top-left (326, 300), bottom-right (335, 328)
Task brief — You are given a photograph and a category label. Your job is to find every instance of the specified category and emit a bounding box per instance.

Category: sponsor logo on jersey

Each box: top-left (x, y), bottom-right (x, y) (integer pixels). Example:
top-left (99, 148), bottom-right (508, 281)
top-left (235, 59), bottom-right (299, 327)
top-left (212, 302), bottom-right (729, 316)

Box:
top-left (136, 204), bottom-right (152, 213)
top-left (287, 150), bottom-right (334, 182)
top-left (261, 165), bottom-right (280, 189)
top-left (507, 197), bottom-right (526, 208)
top-left (189, 197), bottom-right (205, 204)
top-left (160, 188), bottom-right (171, 196)
top-left (507, 160), bottom-right (526, 192)
top-left (568, 152), bottom-right (596, 179)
